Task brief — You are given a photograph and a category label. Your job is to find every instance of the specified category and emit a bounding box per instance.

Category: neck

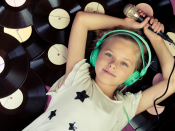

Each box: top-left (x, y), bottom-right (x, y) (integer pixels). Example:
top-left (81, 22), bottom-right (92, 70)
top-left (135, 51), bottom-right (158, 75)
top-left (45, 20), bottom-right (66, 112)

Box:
top-left (95, 77), bottom-right (118, 100)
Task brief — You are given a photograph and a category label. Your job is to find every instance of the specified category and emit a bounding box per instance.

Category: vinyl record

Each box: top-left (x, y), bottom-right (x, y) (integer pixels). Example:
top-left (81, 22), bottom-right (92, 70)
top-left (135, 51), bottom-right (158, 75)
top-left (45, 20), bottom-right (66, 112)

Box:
top-left (76, 0), bottom-right (111, 15)
top-left (0, 32), bottom-right (29, 98)
top-left (0, 69), bottom-right (47, 131)
top-left (159, 117), bottom-right (175, 131)
top-left (30, 55), bottom-right (66, 87)
top-left (42, 43), bottom-right (67, 71)
top-left (33, 0), bottom-right (82, 44)
top-left (131, 105), bottom-right (175, 130)
top-left (3, 26), bottom-right (50, 61)
top-left (140, 105), bottom-right (175, 130)
top-left (0, 0), bottom-right (40, 29)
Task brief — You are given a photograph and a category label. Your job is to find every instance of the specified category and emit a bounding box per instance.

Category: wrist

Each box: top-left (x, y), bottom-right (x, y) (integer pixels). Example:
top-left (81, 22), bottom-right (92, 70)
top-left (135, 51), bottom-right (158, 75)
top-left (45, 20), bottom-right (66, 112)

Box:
top-left (114, 17), bottom-right (127, 29)
top-left (121, 19), bottom-right (132, 29)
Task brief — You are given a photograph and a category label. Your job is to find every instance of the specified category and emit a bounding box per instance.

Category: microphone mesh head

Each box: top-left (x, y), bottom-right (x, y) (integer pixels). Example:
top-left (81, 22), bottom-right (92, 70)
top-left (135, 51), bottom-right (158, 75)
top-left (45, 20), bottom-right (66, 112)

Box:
top-left (123, 4), bottom-right (138, 18)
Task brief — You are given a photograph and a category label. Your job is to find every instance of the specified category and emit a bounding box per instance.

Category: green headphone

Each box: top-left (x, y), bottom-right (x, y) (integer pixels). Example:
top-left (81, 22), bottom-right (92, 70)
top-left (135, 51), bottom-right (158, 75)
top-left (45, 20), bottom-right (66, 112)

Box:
top-left (90, 30), bottom-right (152, 128)
top-left (90, 29), bottom-right (152, 94)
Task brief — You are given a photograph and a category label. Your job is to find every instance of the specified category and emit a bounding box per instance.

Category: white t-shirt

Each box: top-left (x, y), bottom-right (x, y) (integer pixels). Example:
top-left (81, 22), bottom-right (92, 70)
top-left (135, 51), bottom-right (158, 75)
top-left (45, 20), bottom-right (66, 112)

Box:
top-left (22, 59), bottom-right (142, 131)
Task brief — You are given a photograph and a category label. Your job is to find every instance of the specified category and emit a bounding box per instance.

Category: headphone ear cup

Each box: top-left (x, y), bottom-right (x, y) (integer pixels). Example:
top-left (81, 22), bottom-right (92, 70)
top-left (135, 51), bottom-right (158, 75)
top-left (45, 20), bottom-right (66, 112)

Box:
top-left (90, 48), bottom-right (99, 67)
top-left (124, 71), bottom-right (140, 86)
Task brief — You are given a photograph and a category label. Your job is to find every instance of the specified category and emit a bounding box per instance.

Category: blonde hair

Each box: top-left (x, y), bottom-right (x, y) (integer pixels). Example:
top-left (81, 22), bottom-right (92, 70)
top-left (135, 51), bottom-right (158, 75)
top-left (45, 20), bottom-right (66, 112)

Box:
top-left (85, 25), bottom-right (148, 96)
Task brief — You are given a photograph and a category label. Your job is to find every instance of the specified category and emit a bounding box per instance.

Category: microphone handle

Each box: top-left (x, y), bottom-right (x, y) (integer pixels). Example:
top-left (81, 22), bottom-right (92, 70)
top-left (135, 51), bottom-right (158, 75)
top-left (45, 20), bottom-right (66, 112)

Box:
top-left (137, 15), bottom-right (175, 45)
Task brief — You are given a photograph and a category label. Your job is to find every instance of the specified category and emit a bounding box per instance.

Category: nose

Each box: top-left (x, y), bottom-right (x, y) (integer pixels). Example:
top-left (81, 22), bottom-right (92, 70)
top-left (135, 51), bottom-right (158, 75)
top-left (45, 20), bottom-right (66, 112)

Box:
top-left (109, 63), bottom-right (116, 69)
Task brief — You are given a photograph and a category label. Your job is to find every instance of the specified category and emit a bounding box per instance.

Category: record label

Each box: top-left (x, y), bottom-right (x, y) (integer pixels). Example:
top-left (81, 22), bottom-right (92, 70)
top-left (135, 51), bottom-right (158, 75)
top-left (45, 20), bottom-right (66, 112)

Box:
top-left (84, 2), bottom-right (105, 14)
top-left (48, 44), bottom-right (67, 65)
top-left (0, 89), bottom-right (23, 110)
top-left (0, 56), bottom-right (5, 74)
top-left (5, 0), bottom-right (26, 7)
top-left (163, 32), bottom-right (175, 56)
top-left (48, 8), bottom-right (70, 29)
top-left (136, 3), bottom-right (154, 17)
top-left (147, 105), bottom-right (165, 115)
top-left (4, 26), bottom-right (32, 43)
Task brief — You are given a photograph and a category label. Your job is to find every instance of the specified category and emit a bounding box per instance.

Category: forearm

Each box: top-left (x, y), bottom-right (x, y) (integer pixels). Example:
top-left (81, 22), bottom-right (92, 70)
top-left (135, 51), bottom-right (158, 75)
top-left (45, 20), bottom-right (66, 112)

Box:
top-left (79, 11), bottom-right (126, 30)
top-left (150, 39), bottom-right (175, 81)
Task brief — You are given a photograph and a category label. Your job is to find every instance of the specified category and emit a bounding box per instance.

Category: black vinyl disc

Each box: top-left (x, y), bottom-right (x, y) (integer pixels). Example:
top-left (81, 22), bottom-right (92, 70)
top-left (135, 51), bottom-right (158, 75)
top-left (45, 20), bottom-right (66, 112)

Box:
top-left (159, 117), bottom-right (175, 131)
top-left (0, 0), bottom-right (40, 29)
top-left (141, 105), bottom-right (167, 123)
top-left (0, 32), bottom-right (29, 98)
top-left (30, 56), bottom-right (66, 87)
top-left (22, 26), bottom-right (50, 61)
top-left (0, 69), bottom-right (47, 131)
top-left (33, 0), bottom-right (82, 44)
top-left (131, 105), bottom-right (175, 130)
top-left (0, 25), bottom-right (3, 32)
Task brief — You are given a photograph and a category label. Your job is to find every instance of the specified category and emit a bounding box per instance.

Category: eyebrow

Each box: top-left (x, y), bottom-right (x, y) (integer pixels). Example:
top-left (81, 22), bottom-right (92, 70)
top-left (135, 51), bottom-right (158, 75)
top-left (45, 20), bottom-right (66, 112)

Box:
top-left (105, 49), bottom-right (132, 65)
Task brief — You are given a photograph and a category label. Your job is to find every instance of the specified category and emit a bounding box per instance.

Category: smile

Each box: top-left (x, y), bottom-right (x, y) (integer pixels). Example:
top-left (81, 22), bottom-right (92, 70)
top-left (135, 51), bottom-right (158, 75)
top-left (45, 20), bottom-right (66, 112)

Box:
top-left (103, 69), bottom-right (116, 77)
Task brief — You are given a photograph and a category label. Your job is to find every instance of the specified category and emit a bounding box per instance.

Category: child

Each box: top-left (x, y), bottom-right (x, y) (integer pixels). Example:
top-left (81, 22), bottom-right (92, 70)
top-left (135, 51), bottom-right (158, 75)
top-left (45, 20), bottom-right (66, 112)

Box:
top-left (22, 10), bottom-right (175, 131)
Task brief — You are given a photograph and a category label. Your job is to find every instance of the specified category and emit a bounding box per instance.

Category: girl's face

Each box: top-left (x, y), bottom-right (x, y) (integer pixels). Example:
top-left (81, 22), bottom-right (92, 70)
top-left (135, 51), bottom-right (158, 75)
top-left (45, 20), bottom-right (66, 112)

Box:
top-left (95, 37), bottom-right (138, 93)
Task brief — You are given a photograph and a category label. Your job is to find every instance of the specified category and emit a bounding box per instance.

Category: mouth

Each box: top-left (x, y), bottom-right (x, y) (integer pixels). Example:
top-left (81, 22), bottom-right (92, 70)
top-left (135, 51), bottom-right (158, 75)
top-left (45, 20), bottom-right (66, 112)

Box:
top-left (103, 69), bottom-right (116, 77)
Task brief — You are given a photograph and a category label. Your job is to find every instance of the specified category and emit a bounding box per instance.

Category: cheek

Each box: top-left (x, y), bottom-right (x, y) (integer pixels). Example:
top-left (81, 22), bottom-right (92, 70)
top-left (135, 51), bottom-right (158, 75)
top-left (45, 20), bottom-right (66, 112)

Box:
top-left (95, 59), bottom-right (102, 73)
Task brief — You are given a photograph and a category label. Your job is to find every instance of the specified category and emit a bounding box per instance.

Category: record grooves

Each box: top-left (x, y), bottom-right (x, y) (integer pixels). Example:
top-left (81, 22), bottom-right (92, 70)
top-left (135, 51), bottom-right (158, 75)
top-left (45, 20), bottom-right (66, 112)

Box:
top-left (22, 26), bottom-right (50, 61)
top-left (0, 0), bottom-right (40, 28)
top-left (0, 32), bottom-right (29, 98)
top-left (30, 56), bottom-right (66, 87)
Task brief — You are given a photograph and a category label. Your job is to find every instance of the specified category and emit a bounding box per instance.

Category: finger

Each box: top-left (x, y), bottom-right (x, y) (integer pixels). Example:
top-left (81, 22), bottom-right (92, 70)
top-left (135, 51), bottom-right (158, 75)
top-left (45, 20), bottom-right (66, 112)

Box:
top-left (138, 9), bottom-right (145, 17)
top-left (157, 24), bottom-right (164, 33)
top-left (138, 9), bottom-right (142, 12)
top-left (143, 23), bottom-right (150, 33)
top-left (162, 24), bottom-right (164, 33)
top-left (149, 17), bottom-right (154, 25)
top-left (142, 11), bottom-right (147, 17)
top-left (145, 23), bottom-right (149, 28)
top-left (140, 17), bottom-right (150, 27)
top-left (153, 22), bottom-right (161, 32)
top-left (142, 12), bottom-right (146, 17)
top-left (152, 19), bottom-right (158, 30)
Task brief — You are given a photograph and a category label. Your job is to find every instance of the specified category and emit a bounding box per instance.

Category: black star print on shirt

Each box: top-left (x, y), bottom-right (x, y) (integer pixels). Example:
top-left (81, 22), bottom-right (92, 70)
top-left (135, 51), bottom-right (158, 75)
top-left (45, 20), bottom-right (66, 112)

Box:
top-left (69, 122), bottom-right (78, 131)
top-left (75, 90), bottom-right (89, 102)
top-left (48, 110), bottom-right (57, 120)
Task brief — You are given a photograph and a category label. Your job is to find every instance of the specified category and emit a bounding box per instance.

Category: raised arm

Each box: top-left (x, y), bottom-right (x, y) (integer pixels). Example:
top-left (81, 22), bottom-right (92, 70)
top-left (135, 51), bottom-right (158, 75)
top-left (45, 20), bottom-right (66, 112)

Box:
top-left (144, 17), bottom-right (175, 81)
top-left (135, 15), bottom-right (175, 115)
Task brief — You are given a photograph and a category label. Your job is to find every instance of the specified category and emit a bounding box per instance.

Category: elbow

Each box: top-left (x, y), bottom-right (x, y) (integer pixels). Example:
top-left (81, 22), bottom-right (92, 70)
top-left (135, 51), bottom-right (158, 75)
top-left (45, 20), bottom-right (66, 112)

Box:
top-left (75, 11), bottom-right (84, 19)
top-left (74, 11), bottom-right (85, 25)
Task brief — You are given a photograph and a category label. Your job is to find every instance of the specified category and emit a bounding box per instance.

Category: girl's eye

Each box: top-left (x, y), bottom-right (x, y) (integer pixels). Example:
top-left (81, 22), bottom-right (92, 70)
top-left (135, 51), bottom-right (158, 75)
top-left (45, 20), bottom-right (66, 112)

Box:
top-left (122, 62), bottom-right (128, 67)
top-left (106, 53), bottom-right (112, 57)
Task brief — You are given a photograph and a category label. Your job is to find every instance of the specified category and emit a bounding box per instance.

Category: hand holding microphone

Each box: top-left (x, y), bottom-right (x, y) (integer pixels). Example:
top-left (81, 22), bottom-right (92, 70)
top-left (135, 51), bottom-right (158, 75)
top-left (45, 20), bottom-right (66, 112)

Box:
top-left (123, 4), bottom-right (175, 45)
top-left (140, 10), bottom-right (165, 42)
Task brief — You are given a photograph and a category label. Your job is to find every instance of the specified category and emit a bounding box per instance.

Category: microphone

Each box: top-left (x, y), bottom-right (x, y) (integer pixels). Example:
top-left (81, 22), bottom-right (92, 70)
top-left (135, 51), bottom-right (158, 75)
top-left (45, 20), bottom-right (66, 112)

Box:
top-left (123, 4), bottom-right (175, 45)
